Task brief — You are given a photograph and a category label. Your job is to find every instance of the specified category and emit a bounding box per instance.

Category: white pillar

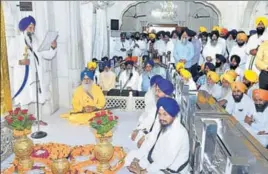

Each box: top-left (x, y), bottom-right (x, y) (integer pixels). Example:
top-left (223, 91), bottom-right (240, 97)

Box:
top-left (80, 2), bottom-right (94, 67)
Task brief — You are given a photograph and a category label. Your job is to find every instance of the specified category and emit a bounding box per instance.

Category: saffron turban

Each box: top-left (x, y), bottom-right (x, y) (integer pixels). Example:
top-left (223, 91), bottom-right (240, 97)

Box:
top-left (253, 89), bottom-right (268, 101)
top-left (81, 69), bottom-right (94, 81)
top-left (236, 33), bottom-right (248, 42)
top-left (207, 71), bottom-right (220, 83)
top-left (157, 79), bottom-right (174, 96)
top-left (149, 33), bottom-right (156, 39)
top-left (18, 16), bottom-right (36, 31)
top-left (220, 28), bottom-right (228, 36)
top-left (87, 61), bottom-right (97, 70)
top-left (212, 25), bottom-right (221, 32)
top-left (226, 70), bottom-right (238, 79)
top-left (145, 60), bottom-right (154, 67)
top-left (244, 70), bottom-right (258, 83)
top-left (221, 73), bottom-right (235, 84)
top-left (150, 75), bottom-right (163, 87)
top-left (231, 81), bottom-right (247, 93)
top-left (125, 56), bottom-right (138, 63)
top-left (255, 16), bottom-right (268, 27)
top-left (199, 26), bottom-right (207, 33)
top-left (179, 69), bottom-right (192, 80)
top-left (103, 61), bottom-right (111, 68)
top-left (157, 97), bottom-right (180, 117)
top-left (176, 62), bottom-right (185, 71)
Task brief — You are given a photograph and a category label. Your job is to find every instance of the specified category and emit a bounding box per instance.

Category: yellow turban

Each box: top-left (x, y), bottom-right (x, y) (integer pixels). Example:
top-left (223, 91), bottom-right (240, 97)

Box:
top-left (231, 82), bottom-right (247, 93)
top-left (244, 70), bottom-right (258, 83)
top-left (149, 33), bottom-right (156, 39)
top-left (207, 71), bottom-right (220, 83)
top-left (236, 33), bottom-right (248, 42)
top-left (199, 26), bottom-right (207, 33)
top-left (255, 16), bottom-right (268, 27)
top-left (212, 26), bottom-right (221, 32)
top-left (179, 69), bottom-right (192, 80)
top-left (87, 61), bottom-right (97, 70)
top-left (253, 89), bottom-right (268, 101)
top-left (226, 70), bottom-right (238, 80)
top-left (176, 62), bottom-right (185, 72)
top-left (221, 73), bottom-right (235, 84)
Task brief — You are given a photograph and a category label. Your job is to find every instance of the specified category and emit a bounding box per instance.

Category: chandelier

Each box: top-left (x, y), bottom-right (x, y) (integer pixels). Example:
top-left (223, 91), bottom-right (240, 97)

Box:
top-left (151, 1), bottom-right (177, 19)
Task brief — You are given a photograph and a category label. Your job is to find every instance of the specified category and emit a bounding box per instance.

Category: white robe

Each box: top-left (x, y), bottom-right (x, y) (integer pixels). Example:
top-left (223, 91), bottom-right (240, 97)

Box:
top-left (202, 42), bottom-right (225, 65)
top-left (225, 94), bottom-right (255, 124)
top-left (246, 31), bottom-right (268, 75)
top-left (166, 40), bottom-right (175, 64)
top-left (199, 83), bottom-right (222, 100)
top-left (250, 108), bottom-right (268, 146)
top-left (125, 118), bottom-right (190, 174)
top-left (131, 39), bottom-right (147, 58)
top-left (229, 44), bottom-right (248, 70)
top-left (118, 69), bottom-right (140, 90)
top-left (154, 39), bottom-right (166, 56)
top-left (219, 87), bottom-right (232, 101)
top-left (185, 78), bottom-right (197, 91)
top-left (11, 33), bottom-right (57, 106)
top-left (114, 39), bottom-right (131, 58)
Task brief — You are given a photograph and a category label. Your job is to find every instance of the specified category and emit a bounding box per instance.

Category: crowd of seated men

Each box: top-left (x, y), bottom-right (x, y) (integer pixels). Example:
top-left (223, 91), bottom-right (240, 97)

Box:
top-left (60, 15), bottom-right (268, 174)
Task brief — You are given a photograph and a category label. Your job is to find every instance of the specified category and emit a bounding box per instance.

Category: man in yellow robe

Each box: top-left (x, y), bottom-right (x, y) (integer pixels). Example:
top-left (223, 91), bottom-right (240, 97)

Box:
top-left (61, 69), bottom-right (106, 125)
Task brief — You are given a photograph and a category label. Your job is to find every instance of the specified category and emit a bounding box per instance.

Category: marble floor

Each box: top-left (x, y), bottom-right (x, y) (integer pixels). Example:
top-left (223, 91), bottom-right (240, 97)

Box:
top-left (1, 108), bottom-right (143, 173)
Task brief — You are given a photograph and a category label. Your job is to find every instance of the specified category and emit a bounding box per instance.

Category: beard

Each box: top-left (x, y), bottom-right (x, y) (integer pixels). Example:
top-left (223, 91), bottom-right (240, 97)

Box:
top-left (255, 102), bottom-right (268, 112)
top-left (232, 93), bottom-right (243, 103)
top-left (103, 71), bottom-right (111, 78)
top-left (126, 69), bottom-right (132, 76)
top-left (159, 120), bottom-right (172, 133)
top-left (82, 82), bottom-right (92, 92)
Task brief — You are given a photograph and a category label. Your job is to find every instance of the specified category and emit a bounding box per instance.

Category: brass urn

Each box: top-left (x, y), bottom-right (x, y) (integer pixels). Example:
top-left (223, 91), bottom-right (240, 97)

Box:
top-left (94, 137), bottom-right (115, 173)
top-left (51, 158), bottom-right (70, 174)
top-left (13, 135), bottom-right (34, 170)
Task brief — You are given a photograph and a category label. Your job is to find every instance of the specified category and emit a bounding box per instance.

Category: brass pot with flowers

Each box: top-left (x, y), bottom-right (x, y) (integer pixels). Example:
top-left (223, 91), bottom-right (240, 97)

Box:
top-left (89, 110), bottom-right (119, 173)
top-left (5, 107), bottom-right (36, 171)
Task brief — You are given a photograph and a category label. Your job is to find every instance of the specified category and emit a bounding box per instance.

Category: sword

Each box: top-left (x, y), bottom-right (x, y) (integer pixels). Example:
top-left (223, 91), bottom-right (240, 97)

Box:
top-left (70, 105), bottom-right (120, 115)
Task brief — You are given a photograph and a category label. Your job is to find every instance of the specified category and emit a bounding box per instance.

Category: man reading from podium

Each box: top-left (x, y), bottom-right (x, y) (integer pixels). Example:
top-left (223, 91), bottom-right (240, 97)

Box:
top-left (61, 69), bottom-right (106, 125)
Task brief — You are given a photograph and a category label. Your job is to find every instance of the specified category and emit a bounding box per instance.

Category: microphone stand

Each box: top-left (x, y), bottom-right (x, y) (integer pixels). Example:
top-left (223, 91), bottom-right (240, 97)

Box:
top-left (30, 38), bottom-right (47, 139)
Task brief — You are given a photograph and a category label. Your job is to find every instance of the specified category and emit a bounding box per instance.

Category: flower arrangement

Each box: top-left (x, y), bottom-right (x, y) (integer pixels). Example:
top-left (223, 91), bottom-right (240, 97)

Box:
top-left (89, 110), bottom-right (118, 137)
top-left (5, 107), bottom-right (36, 136)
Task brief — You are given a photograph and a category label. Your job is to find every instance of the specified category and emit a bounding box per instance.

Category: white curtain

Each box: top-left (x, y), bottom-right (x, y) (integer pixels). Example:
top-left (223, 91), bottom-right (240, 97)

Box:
top-left (93, 8), bottom-right (108, 60)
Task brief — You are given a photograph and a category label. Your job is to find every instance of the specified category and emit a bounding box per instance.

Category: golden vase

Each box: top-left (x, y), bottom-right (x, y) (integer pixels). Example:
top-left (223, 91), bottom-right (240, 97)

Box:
top-left (13, 135), bottom-right (34, 170)
top-left (51, 158), bottom-right (70, 174)
top-left (94, 136), bottom-right (115, 173)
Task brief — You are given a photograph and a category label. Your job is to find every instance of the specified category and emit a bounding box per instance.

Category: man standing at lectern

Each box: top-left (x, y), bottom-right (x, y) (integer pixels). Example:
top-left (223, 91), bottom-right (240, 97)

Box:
top-left (11, 16), bottom-right (57, 125)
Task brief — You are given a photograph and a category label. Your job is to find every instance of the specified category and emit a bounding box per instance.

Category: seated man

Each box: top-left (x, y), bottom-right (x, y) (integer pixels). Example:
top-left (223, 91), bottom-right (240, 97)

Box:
top-left (199, 71), bottom-right (222, 100)
top-left (242, 70), bottom-right (259, 99)
top-left (225, 82), bottom-right (255, 124)
top-left (118, 60), bottom-right (140, 91)
top-left (196, 62), bottom-right (215, 88)
top-left (125, 97), bottom-right (189, 174)
top-left (152, 56), bottom-right (167, 79)
top-left (179, 68), bottom-right (197, 90)
top-left (244, 89), bottom-right (268, 148)
top-left (132, 78), bottom-right (174, 148)
top-left (138, 60), bottom-right (155, 92)
top-left (99, 61), bottom-right (116, 94)
top-left (61, 69), bottom-right (106, 125)
top-left (218, 73), bottom-right (235, 107)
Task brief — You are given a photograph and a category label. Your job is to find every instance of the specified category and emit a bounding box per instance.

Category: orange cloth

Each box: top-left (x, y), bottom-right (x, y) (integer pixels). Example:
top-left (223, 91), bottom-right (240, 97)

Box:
top-left (253, 89), bottom-right (268, 101)
top-left (231, 82), bottom-right (247, 93)
top-left (125, 56), bottom-right (138, 63)
top-left (220, 28), bottom-right (228, 36)
top-left (236, 33), bottom-right (248, 42)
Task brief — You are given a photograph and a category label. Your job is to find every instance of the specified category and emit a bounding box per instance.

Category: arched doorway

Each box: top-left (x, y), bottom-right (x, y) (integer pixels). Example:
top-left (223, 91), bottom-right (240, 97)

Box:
top-left (120, 1), bottom-right (221, 32)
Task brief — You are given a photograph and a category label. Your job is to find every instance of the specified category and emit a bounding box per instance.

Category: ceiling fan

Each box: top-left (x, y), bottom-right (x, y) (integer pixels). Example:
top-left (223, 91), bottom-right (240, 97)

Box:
top-left (193, 14), bottom-right (210, 19)
top-left (124, 4), bottom-right (147, 19)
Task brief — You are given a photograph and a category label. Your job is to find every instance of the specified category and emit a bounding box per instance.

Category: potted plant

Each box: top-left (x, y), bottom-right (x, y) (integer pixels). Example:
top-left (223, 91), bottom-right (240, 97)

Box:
top-left (89, 110), bottom-right (118, 173)
top-left (5, 107), bottom-right (36, 171)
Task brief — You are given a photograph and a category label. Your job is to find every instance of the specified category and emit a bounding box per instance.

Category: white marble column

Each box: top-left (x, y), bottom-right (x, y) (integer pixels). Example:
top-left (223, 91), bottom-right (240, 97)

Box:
top-left (80, 1), bottom-right (94, 67)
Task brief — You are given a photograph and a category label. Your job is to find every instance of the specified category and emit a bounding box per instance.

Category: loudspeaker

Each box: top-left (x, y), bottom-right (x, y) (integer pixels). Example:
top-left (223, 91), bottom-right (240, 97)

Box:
top-left (111, 19), bottom-right (119, 30)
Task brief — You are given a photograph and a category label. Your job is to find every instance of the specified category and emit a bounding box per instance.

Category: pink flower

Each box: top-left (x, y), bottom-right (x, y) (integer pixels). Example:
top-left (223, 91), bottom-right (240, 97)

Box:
top-left (100, 110), bottom-right (106, 116)
top-left (29, 115), bottom-right (36, 121)
top-left (115, 116), bottom-right (119, 120)
top-left (15, 107), bottom-right (21, 112)
top-left (13, 110), bottom-right (19, 115)
top-left (96, 120), bottom-right (102, 125)
top-left (18, 116), bottom-right (24, 121)
top-left (95, 112), bottom-right (101, 117)
top-left (21, 109), bottom-right (28, 114)
top-left (108, 116), bottom-right (113, 121)
top-left (6, 118), bottom-right (13, 124)
top-left (8, 110), bottom-right (13, 115)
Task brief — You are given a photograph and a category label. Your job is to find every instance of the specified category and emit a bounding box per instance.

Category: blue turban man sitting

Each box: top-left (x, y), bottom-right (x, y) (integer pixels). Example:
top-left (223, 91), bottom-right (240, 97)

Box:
top-left (99, 61), bottom-right (116, 93)
top-left (138, 59), bottom-right (155, 92)
top-left (61, 69), bottom-right (106, 125)
top-left (125, 97), bottom-right (190, 174)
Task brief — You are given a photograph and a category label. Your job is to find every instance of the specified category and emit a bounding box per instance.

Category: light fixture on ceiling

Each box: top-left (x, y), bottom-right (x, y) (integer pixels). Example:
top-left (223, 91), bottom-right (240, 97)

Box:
top-left (151, 1), bottom-right (177, 19)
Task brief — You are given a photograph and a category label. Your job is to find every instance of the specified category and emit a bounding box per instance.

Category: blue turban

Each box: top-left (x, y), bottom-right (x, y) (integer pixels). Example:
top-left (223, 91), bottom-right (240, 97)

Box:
top-left (18, 16), bottom-right (36, 31)
top-left (216, 54), bottom-right (226, 63)
top-left (80, 69), bottom-right (94, 81)
top-left (150, 75), bottom-right (163, 87)
top-left (185, 28), bottom-right (196, 37)
top-left (157, 79), bottom-right (174, 95)
top-left (204, 62), bottom-right (215, 71)
top-left (249, 30), bottom-right (257, 36)
top-left (103, 61), bottom-right (111, 68)
top-left (157, 97), bottom-right (180, 117)
top-left (145, 60), bottom-right (154, 67)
